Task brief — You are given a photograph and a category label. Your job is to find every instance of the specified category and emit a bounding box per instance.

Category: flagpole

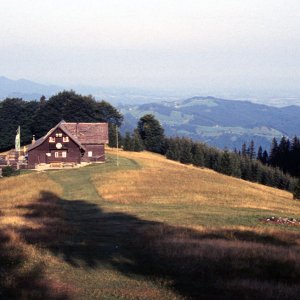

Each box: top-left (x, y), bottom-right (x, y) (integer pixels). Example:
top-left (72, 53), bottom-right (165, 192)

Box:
top-left (116, 124), bottom-right (119, 167)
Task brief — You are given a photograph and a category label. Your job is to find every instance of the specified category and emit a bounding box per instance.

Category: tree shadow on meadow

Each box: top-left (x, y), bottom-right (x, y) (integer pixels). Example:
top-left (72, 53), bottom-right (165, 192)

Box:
top-left (0, 227), bottom-right (72, 300)
top-left (14, 191), bottom-right (300, 300)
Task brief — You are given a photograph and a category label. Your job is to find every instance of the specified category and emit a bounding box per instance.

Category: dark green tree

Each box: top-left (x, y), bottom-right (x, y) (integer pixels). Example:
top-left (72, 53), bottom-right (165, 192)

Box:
top-left (165, 137), bottom-right (181, 161)
top-left (123, 132), bottom-right (134, 151)
top-left (132, 130), bottom-right (144, 152)
top-left (219, 150), bottom-right (233, 175)
top-left (108, 124), bottom-right (122, 148)
top-left (137, 114), bottom-right (165, 153)
top-left (0, 98), bottom-right (39, 151)
top-left (269, 138), bottom-right (279, 166)
top-left (32, 90), bottom-right (123, 142)
top-left (257, 146), bottom-right (263, 162)
top-left (248, 140), bottom-right (256, 160)
top-left (179, 138), bottom-right (193, 164)
top-left (192, 143), bottom-right (205, 167)
top-left (293, 181), bottom-right (300, 200)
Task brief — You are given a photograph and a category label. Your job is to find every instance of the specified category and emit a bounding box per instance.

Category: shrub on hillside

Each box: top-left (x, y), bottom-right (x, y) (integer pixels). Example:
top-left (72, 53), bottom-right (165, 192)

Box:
top-left (2, 166), bottom-right (19, 177)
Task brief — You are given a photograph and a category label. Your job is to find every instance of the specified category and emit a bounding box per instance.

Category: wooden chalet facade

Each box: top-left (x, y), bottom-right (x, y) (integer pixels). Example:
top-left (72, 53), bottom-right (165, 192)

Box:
top-left (27, 121), bottom-right (108, 168)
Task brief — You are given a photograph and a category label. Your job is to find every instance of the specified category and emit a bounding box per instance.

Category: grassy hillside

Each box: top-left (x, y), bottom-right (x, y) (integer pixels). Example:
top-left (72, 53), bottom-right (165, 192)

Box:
top-left (0, 149), bottom-right (300, 299)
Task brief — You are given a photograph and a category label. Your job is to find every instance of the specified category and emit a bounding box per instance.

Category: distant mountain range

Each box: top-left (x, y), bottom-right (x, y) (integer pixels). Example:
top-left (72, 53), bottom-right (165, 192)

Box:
top-left (0, 76), bottom-right (61, 100)
top-left (1, 75), bottom-right (300, 150)
top-left (0, 76), bottom-right (177, 104)
top-left (119, 97), bottom-right (300, 150)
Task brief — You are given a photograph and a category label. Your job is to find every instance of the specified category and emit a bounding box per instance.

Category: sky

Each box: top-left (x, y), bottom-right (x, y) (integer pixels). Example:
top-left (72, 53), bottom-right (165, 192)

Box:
top-left (0, 0), bottom-right (300, 97)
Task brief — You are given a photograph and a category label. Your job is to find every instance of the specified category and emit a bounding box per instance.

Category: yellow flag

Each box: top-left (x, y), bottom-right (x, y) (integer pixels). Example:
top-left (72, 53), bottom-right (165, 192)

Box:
top-left (15, 126), bottom-right (20, 152)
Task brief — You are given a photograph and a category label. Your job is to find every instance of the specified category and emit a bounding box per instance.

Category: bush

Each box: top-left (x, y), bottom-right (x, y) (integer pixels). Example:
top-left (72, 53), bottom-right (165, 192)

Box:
top-left (2, 166), bottom-right (16, 177)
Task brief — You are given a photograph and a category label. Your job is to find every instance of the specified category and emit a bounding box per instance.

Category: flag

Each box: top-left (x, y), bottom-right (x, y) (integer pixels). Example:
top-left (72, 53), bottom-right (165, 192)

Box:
top-left (15, 126), bottom-right (20, 152)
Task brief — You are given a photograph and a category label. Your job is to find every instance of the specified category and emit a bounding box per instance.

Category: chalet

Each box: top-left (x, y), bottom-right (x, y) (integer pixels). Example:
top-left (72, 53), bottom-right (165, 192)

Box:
top-left (27, 120), bottom-right (108, 168)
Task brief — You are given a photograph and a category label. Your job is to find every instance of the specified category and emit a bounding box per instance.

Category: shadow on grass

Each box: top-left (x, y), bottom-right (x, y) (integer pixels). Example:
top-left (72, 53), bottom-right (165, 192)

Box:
top-left (13, 191), bottom-right (300, 299)
top-left (0, 229), bottom-right (71, 300)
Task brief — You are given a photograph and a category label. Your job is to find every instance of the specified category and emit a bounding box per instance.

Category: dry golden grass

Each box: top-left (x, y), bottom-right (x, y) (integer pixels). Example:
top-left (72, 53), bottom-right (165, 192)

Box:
top-left (1, 149), bottom-right (300, 299)
top-left (0, 172), bottom-right (62, 207)
top-left (97, 149), bottom-right (300, 216)
top-left (0, 173), bottom-right (74, 299)
top-left (135, 223), bottom-right (300, 300)
top-left (0, 173), bottom-right (63, 228)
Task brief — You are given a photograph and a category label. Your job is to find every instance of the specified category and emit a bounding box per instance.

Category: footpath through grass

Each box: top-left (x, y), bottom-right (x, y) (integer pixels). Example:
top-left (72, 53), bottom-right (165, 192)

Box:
top-left (1, 150), bottom-right (300, 299)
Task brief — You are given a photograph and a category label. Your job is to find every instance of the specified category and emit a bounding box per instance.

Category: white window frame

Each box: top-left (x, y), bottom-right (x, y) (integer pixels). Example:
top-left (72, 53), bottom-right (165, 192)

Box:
top-left (49, 137), bottom-right (55, 143)
top-left (55, 152), bottom-right (59, 158)
top-left (62, 151), bottom-right (67, 158)
top-left (88, 151), bottom-right (93, 157)
top-left (63, 136), bottom-right (69, 142)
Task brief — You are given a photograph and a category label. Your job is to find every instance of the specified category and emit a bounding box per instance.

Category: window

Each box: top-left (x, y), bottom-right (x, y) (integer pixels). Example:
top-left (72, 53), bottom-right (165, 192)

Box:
top-left (46, 153), bottom-right (51, 157)
top-left (49, 137), bottom-right (55, 143)
top-left (88, 151), bottom-right (93, 157)
top-left (63, 136), bottom-right (69, 142)
top-left (54, 151), bottom-right (67, 158)
top-left (55, 133), bottom-right (62, 137)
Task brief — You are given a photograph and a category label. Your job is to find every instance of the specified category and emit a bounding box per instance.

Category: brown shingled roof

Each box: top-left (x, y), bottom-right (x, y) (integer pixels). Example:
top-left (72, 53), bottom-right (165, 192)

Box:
top-left (27, 121), bottom-right (108, 152)
top-left (61, 122), bottom-right (108, 144)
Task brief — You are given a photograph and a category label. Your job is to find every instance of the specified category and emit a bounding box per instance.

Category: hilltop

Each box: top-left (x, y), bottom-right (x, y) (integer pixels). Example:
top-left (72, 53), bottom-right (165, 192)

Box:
top-left (1, 149), bottom-right (300, 299)
top-left (120, 96), bottom-right (300, 150)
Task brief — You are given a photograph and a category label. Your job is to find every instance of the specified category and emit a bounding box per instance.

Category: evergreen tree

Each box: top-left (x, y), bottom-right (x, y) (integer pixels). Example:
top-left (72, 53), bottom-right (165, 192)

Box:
top-left (192, 143), bottom-right (205, 167)
top-left (257, 146), bottom-right (263, 162)
top-left (132, 130), bottom-right (144, 152)
top-left (248, 140), bottom-right (256, 160)
top-left (123, 132), bottom-right (133, 151)
top-left (262, 150), bottom-right (269, 165)
top-left (137, 114), bottom-right (165, 153)
top-left (108, 123), bottom-right (122, 148)
top-left (179, 138), bottom-right (193, 164)
top-left (290, 136), bottom-right (300, 177)
top-left (293, 180), bottom-right (300, 200)
top-left (269, 137), bottom-right (279, 166)
top-left (241, 142), bottom-right (247, 157)
top-left (165, 137), bottom-right (181, 161)
top-left (219, 150), bottom-right (233, 175)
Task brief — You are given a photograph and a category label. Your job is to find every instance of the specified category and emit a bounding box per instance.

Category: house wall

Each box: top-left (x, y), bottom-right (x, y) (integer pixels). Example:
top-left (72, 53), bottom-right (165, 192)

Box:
top-left (81, 144), bottom-right (105, 162)
top-left (28, 128), bottom-right (82, 168)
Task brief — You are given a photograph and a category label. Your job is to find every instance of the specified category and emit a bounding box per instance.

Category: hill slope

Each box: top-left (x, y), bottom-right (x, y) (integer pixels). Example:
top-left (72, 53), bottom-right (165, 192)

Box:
top-left (0, 76), bottom-right (61, 100)
top-left (120, 96), bottom-right (300, 150)
top-left (0, 150), bottom-right (300, 299)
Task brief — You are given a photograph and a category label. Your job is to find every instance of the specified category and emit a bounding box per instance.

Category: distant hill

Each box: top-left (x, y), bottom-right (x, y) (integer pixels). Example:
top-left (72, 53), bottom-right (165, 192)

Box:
top-left (119, 96), bottom-right (300, 150)
top-left (0, 76), bottom-right (62, 100)
top-left (0, 76), bottom-right (177, 104)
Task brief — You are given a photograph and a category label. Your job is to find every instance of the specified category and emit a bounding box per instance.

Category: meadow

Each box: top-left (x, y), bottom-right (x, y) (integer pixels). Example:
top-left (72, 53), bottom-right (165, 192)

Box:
top-left (0, 148), bottom-right (299, 299)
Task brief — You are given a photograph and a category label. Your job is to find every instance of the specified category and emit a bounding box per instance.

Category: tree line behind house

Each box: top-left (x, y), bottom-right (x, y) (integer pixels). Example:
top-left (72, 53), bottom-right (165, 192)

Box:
top-left (0, 91), bottom-right (299, 198)
top-left (0, 91), bottom-right (123, 152)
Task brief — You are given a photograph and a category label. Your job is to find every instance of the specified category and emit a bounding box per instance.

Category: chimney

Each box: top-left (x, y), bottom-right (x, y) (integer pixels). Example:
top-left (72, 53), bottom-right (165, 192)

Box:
top-left (32, 135), bottom-right (36, 144)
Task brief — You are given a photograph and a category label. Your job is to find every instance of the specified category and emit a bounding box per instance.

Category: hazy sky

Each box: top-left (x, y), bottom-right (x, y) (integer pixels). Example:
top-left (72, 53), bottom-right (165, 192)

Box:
top-left (1, 0), bottom-right (300, 95)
